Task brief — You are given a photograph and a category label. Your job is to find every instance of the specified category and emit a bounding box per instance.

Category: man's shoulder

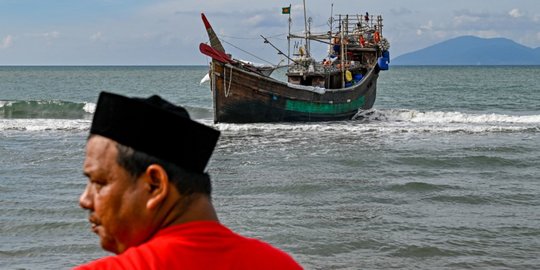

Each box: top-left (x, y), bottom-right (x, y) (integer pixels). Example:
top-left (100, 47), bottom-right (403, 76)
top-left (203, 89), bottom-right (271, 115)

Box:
top-left (74, 222), bottom-right (303, 270)
top-left (74, 240), bottom-right (302, 270)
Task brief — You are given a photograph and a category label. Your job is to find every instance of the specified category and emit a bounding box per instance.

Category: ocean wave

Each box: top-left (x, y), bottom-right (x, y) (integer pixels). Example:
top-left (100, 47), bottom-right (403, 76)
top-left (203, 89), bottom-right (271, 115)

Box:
top-left (0, 100), bottom-right (95, 119)
top-left (390, 245), bottom-right (462, 257)
top-left (424, 194), bottom-right (494, 205)
top-left (1, 107), bottom-right (539, 134)
top-left (387, 182), bottom-right (460, 192)
top-left (359, 109), bottom-right (540, 124)
top-left (0, 99), bottom-right (214, 120)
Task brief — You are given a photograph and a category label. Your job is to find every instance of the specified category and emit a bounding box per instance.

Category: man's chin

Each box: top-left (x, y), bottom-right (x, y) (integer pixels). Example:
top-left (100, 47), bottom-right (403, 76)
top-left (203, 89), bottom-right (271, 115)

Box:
top-left (99, 235), bottom-right (122, 254)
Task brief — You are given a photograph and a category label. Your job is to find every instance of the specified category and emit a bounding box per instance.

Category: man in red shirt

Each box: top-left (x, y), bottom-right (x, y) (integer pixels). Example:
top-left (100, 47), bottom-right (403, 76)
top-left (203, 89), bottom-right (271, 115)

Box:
top-left (75, 92), bottom-right (302, 269)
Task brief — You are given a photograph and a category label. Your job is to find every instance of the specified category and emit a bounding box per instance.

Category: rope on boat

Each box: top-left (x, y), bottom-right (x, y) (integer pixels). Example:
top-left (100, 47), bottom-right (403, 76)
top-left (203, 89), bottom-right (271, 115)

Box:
top-left (221, 38), bottom-right (275, 66)
top-left (223, 65), bottom-right (233, 97)
top-left (211, 62), bottom-right (215, 93)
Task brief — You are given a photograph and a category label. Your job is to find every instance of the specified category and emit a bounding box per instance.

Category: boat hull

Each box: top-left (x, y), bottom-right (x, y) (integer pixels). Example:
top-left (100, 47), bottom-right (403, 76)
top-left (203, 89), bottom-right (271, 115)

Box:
top-left (210, 60), bottom-right (379, 123)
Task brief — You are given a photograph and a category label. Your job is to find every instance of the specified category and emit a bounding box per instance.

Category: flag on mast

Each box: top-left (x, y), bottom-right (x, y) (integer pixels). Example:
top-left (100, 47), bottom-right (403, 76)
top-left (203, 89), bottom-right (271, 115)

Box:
top-left (282, 5), bottom-right (291, 14)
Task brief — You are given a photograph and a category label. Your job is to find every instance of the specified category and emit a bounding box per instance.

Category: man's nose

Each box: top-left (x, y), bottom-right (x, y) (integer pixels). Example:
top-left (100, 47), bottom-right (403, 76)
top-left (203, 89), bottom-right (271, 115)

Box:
top-left (79, 183), bottom-right (93, 210)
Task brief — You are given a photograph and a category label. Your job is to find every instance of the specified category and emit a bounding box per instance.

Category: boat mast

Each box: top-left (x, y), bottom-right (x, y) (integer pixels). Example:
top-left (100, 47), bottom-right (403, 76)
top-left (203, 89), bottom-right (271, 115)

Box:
top-left (340, 15), bottom-right (345, 88)
top-left (329, 3), bottom-right (333, 45)
top-left (287, 4), bottom-right (292, 65)
top-left (303, 0), bottom-right (310, 57)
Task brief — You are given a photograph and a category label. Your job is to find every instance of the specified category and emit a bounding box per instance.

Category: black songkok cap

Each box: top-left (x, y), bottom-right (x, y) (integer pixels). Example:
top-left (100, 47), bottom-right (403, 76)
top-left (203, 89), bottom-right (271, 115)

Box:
top-left (90, 91), bottom-right (220, 173)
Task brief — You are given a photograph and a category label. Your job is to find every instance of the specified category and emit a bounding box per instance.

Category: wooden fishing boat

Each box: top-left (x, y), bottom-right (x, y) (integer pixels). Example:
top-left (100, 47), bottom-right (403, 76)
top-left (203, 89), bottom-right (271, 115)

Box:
top-left (200, 7), bottom-right (390, 123)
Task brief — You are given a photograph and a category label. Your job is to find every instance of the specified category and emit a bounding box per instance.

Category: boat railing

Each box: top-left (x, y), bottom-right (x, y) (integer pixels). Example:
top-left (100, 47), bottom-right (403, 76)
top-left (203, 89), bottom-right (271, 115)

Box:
top-left (331, 14), bottom-right (384, 45)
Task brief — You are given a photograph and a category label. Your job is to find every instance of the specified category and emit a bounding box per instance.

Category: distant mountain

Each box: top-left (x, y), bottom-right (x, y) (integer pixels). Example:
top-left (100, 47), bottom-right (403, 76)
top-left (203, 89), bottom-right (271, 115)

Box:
top-left (392, 36), bottom-right (540, 65)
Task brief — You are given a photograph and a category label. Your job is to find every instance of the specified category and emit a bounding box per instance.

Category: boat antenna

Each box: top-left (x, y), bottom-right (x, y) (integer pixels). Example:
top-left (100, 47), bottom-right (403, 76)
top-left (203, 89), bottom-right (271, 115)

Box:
top-left (261, 35), bottom-right (297, 64)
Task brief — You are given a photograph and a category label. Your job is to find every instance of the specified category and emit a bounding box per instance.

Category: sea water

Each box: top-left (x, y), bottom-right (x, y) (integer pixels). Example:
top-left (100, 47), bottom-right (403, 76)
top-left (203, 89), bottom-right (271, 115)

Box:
top-left (0, 66), bottom-right (539, 269)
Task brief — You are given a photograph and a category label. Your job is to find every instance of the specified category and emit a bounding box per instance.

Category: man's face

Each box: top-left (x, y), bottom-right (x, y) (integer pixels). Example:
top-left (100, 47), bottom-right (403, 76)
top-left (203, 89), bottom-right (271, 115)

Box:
top-left (80, 135), bottom-right (150, 254)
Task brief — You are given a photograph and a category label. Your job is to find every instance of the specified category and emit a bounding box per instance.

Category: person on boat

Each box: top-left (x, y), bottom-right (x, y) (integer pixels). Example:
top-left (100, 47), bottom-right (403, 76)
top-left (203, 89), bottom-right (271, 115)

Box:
top-left (298, 45), bottom-right (306, 57)
top-left (332, 35), bottom-right (341, 58)
top-left (75, 92), bottom-right (303, 269)
top-left (323, 58), bottom-right (332, 67)
top-left (366, 31), bottom-right (373, 45)
top-left (359, 34), bottom-right (366, 47)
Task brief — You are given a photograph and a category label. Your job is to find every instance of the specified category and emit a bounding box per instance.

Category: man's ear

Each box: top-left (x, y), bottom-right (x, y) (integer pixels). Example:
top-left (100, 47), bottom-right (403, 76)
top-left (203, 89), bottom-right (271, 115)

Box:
top-left (143, 164), bottom-right (169, 210)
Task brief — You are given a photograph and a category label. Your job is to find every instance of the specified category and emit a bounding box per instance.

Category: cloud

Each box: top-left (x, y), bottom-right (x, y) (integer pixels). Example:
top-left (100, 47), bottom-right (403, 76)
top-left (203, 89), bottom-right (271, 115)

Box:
top-left (450, 9), bottom-right (539, 32)
top-left (26, 31), bottom-right (60, 43)
top-left (420, 20), bottom-right (433, 31)
top-left (453, 13), bottom-right (481, 26)
top-left (390, 7), bottom-right (413, 16)
top-left (39, 31), bottom-right (60, 45)
top-left (416, 20), bottom-right (433, 35)
top-left (90, 32), bottom-right (103, 41)
top-left (242, 13), bottom-right (283, 28)
top-left (471, 30), bottom-right (499, 38)
top-left (42, 31), bottom-right (60, 39)
top-left (1, 35), bottom-right (13, 49)
top-left (244, 14), bottom-right (265, 27)
top-left (509, 9), bottom-right (522, 18)
top-left (25, 31), bottom-right (60, 39)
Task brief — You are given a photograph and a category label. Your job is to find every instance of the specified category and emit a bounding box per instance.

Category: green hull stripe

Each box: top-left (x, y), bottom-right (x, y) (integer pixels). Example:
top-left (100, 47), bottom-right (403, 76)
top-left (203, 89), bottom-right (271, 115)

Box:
top-left (285, 96), bottom-right (365, 114)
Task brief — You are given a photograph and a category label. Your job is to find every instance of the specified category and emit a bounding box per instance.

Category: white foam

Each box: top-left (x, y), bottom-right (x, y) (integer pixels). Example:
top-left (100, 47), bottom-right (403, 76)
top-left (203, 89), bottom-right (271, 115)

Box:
top-left (380, 109), bottom-right (540, 124)
top-left (0, 100), bottom-right (13, 108)
top-left (2, 109), bottom-right (538, 134)
top-left (83, 102), bottom-right (96, 114)
top-left (211, 109), bottom-right (540, 135)
top-left (0, 119), bottom-right (91, 131)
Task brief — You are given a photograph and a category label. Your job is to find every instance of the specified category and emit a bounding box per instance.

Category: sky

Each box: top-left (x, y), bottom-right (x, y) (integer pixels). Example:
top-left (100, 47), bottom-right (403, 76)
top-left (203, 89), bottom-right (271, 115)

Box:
top-left (1, 0), bottom-right (539, 65)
